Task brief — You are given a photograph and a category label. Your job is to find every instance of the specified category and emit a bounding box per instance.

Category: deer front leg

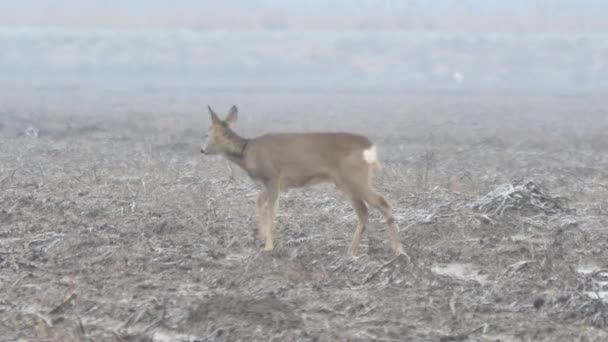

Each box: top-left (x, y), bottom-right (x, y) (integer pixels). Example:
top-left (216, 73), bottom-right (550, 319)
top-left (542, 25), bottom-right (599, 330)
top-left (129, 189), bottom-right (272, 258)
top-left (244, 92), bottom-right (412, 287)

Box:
top-left (263, 180), bottom-right (280, 252)
top-left (227, 161), bottom-right (236, 180)
top-left (256, 191), bottom-right (268, 242)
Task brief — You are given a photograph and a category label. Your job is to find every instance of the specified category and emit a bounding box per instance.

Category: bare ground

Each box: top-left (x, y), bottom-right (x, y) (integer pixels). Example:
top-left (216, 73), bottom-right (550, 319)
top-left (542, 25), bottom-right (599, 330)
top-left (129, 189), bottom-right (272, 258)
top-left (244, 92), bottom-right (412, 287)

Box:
top-left (1, 92), bottom-right (608, 341)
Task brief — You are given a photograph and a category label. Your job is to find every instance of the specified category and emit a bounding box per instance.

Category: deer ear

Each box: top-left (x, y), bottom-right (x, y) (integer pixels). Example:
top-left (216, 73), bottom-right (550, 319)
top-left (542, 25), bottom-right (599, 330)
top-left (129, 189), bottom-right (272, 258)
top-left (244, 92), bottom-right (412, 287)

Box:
top-left (225, 105), bottom-right (238, 126)
top-left (208, 105), bottom-right (220, 124)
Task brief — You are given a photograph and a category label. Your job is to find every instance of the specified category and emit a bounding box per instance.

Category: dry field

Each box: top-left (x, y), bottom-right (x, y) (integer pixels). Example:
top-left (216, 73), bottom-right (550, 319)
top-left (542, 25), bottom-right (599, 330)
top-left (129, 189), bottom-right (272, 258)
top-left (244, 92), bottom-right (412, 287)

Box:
top-left (1, 91), bottom-right (608, 341)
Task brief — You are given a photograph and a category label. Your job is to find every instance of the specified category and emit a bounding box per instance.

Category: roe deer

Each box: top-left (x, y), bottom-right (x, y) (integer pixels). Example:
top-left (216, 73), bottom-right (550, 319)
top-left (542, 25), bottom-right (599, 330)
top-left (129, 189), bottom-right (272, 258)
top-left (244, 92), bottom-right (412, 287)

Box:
top-left (200, 105), bottom-right (404, 256)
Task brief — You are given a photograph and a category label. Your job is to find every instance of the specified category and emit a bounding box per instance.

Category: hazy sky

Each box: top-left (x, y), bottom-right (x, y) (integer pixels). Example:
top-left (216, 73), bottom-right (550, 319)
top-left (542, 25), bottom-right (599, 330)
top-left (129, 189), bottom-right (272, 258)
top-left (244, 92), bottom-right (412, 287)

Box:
top-left (0, 1), bottom-right (606, 92)
top-left (1, 0), bottom-right (606, 30)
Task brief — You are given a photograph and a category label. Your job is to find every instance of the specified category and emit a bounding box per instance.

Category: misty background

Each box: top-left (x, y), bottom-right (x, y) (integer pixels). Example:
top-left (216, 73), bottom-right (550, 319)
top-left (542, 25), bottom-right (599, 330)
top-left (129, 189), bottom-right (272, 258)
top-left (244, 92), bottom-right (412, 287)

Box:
top-left (0, 1), bottom-right (607, 96)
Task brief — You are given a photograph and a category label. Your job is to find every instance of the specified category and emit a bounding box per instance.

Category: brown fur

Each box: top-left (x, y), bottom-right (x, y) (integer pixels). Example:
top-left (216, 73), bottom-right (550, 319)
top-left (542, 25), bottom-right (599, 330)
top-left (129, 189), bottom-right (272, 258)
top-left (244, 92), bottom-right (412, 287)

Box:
top-left (201, 105), bottom-right (404, 256)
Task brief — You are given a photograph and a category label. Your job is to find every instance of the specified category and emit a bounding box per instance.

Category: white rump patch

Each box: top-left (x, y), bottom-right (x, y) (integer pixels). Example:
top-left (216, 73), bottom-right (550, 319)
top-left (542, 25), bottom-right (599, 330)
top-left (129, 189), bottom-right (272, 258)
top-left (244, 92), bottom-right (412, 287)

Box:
top-left (362, 145), bottom-right (378, 164)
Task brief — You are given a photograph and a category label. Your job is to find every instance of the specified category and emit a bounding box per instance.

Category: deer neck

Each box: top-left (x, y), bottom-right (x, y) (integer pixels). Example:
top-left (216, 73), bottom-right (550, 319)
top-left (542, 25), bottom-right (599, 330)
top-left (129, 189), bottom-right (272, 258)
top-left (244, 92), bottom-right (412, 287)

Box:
top-left (223, 131), bottom-right (249, 167)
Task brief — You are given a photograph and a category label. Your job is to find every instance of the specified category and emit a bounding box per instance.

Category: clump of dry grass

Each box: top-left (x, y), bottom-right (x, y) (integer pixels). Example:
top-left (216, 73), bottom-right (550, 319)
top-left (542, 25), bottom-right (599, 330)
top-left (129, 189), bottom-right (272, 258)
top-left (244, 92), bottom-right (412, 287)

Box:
top-left (471, 179), bottom-right (570, 217)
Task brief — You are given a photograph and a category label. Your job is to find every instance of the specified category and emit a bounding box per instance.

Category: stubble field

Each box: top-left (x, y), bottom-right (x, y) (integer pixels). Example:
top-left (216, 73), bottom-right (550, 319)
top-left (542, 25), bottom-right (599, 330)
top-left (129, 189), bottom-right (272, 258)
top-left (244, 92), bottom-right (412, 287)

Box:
top-left (1, 90), bottom-right (608, 341)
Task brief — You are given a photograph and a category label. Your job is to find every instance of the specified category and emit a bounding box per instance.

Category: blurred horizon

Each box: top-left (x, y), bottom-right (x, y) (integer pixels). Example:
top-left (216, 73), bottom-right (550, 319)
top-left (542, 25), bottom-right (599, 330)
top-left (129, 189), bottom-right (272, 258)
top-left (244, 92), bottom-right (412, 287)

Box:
top-left (1, 1), bottom-right (607, 95)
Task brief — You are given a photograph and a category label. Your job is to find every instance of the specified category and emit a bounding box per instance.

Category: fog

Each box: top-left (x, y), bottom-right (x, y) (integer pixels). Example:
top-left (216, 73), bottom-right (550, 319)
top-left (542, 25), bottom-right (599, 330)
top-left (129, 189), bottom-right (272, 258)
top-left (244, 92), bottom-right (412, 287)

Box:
top-left (0, 1), bottom-right (607, 96)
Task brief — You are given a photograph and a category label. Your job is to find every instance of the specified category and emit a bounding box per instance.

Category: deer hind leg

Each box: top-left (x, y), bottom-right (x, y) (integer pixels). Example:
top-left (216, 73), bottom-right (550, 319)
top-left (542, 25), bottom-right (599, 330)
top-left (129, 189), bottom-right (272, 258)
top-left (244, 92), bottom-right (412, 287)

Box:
top-left (363, 189), bottom-right (404, 256)
top-left (347, 197), bottom-right (369, 256)
top-left (341, 153), bottom-right (404, 256)
top-left (262, 181), bottom-right (280, 252)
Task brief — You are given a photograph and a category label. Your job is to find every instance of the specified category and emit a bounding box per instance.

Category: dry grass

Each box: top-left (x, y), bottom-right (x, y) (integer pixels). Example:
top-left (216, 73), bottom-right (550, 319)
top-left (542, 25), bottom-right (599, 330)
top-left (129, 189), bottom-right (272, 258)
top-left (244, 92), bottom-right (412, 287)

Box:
top-left (1, 92), bottom-right (608, 341)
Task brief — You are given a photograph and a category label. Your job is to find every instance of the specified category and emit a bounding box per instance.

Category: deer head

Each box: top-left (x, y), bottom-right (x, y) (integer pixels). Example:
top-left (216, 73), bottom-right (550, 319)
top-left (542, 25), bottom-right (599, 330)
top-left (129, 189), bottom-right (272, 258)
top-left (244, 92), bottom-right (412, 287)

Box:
top-left (201, 105), bottom-right (240, 155)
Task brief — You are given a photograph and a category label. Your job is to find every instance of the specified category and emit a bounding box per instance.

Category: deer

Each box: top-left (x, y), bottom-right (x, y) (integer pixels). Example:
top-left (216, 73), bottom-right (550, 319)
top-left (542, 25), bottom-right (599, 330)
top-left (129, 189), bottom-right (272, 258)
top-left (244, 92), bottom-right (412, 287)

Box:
top-left (200, 105), bottom-right (404, 256)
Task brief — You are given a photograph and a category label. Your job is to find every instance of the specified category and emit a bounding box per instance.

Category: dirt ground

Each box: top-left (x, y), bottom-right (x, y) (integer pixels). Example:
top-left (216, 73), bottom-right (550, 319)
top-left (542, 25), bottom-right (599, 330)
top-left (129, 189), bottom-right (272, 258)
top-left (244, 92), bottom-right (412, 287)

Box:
top-left (1, 91), bottom-right (608, 341)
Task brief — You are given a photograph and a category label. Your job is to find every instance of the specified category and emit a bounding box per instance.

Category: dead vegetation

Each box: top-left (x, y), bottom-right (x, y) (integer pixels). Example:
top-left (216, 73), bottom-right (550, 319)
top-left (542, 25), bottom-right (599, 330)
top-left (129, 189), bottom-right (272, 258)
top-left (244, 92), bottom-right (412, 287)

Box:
top-left (1, 92), bottom-right (608, 341)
